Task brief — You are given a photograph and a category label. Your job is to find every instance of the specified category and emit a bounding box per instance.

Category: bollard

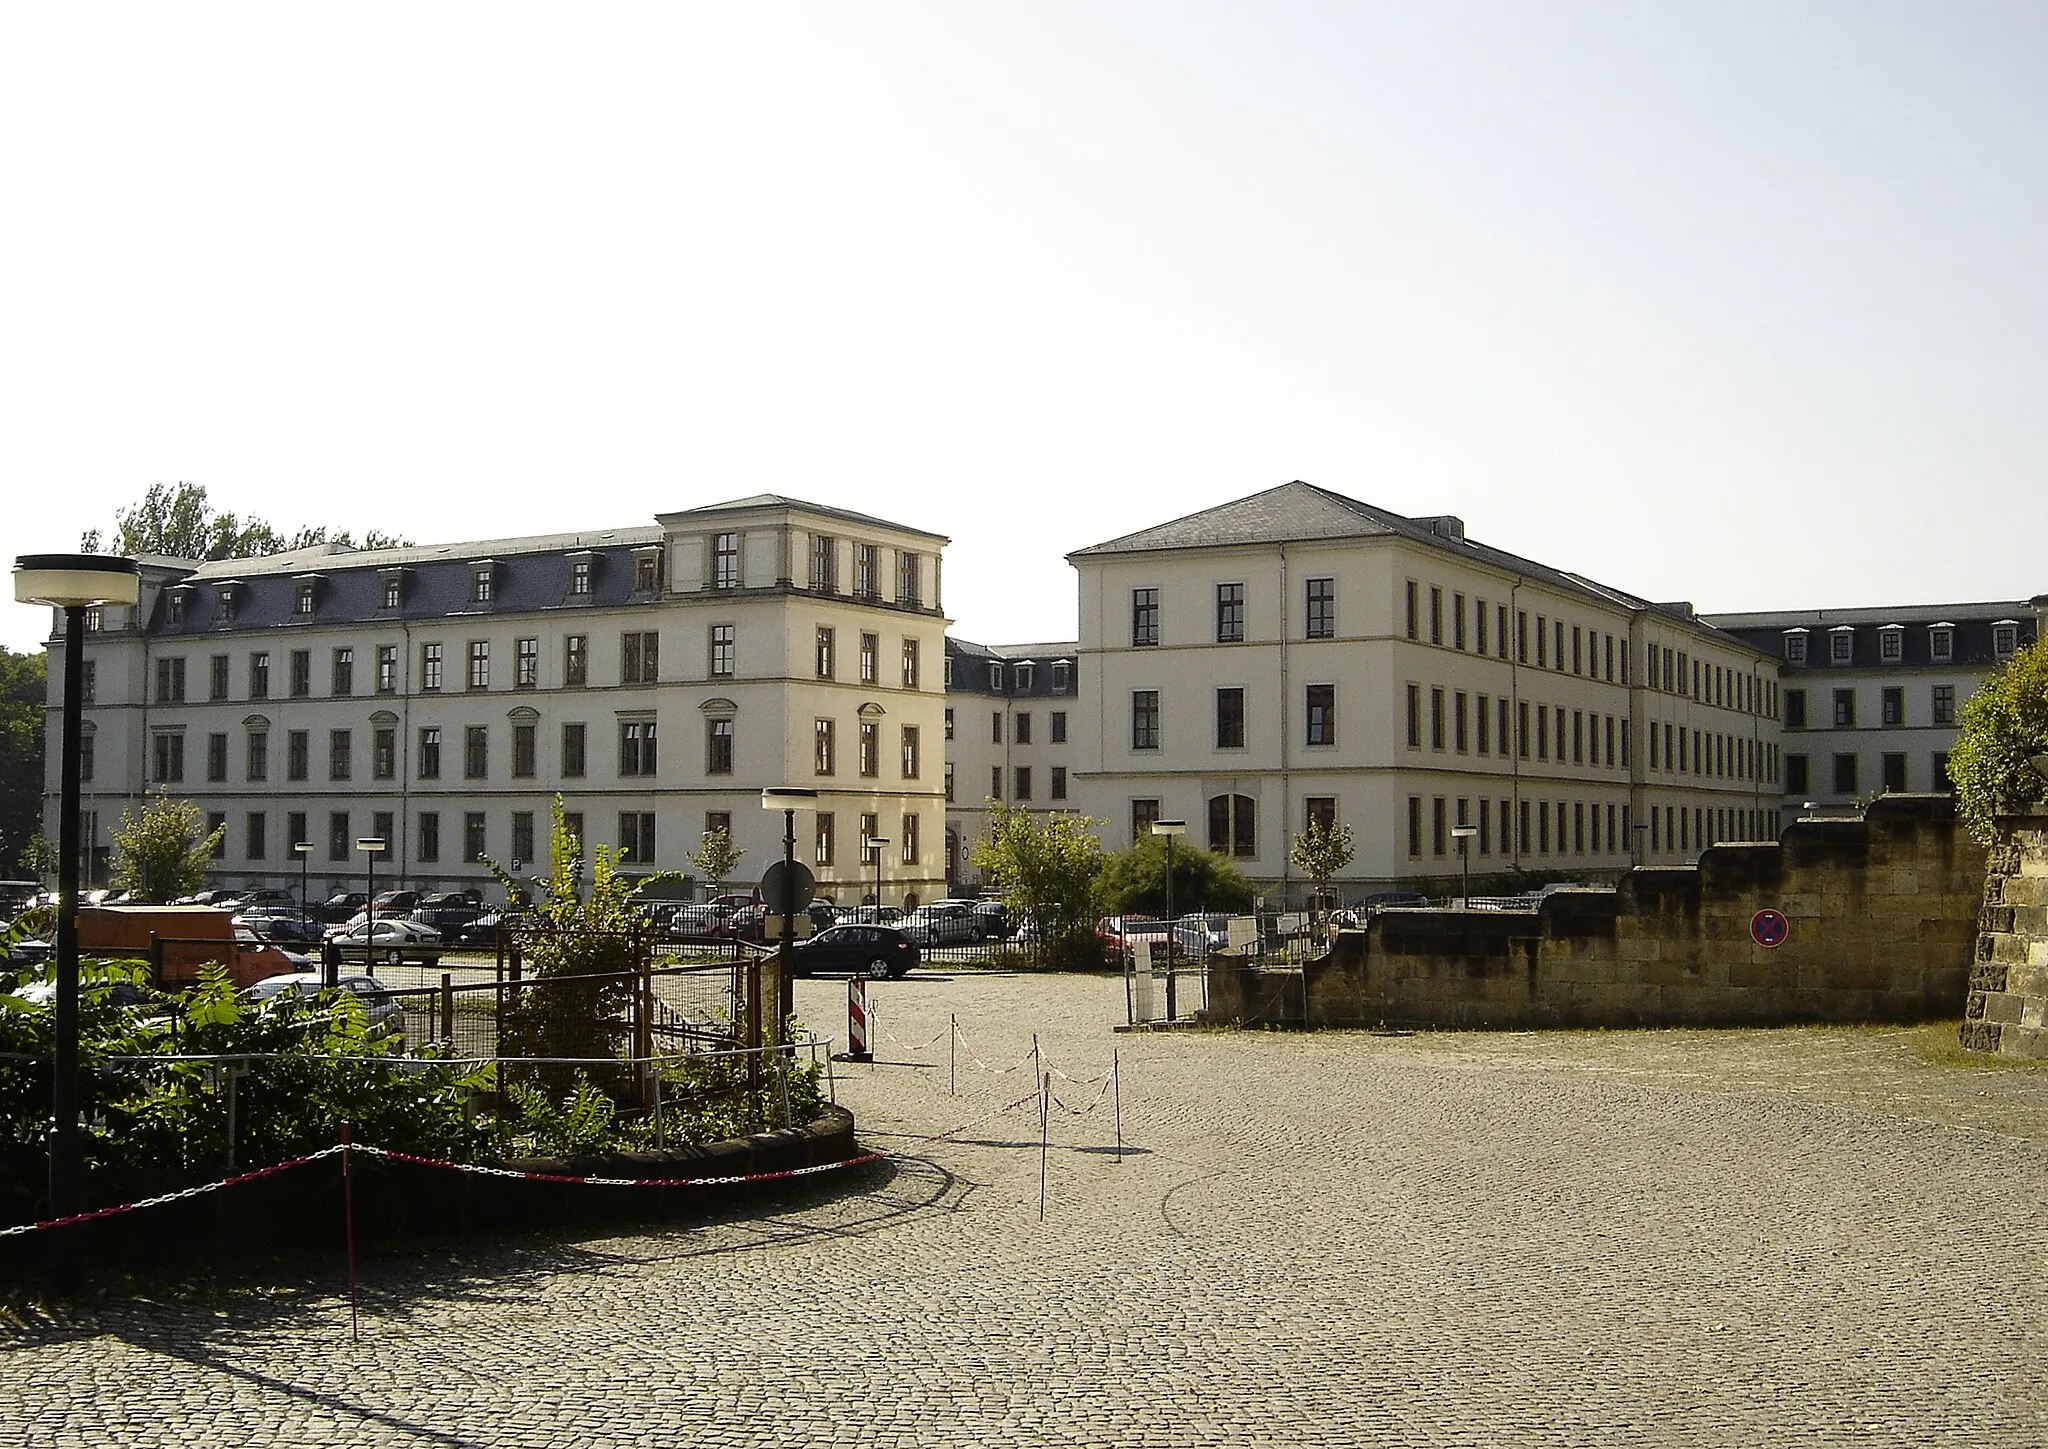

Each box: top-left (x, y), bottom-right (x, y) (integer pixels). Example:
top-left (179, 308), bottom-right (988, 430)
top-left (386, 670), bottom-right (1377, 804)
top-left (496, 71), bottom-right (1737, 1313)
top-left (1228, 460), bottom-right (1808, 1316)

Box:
top-left (844, 977), bottom-right (872, 1062)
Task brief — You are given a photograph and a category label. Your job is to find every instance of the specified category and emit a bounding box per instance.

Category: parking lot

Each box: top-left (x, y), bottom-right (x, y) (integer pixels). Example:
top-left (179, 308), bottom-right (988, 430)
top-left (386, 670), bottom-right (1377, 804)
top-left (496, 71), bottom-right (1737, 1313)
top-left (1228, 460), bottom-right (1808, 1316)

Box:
top-left (4, 968), bottom-right (2045, 1447)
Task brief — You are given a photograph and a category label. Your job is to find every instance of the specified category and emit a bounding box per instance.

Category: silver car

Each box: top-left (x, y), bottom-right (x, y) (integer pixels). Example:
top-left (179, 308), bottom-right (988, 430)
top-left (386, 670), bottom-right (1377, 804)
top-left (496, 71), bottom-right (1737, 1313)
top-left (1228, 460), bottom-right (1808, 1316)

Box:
top-left (242, 971), bottom-right (407, 1040)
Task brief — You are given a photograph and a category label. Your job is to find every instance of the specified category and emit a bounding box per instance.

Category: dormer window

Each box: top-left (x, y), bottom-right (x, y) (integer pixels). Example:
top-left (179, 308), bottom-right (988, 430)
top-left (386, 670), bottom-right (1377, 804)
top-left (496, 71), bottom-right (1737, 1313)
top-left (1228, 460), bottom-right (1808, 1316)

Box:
top-left (1878, 625), bottom-right (1903, 664)
top-left (987, 661), bottom-right (1002, 693)
top-left (167, 591), bottom-right (187, 625)
top-left (380, 571), bottom-right (405, 610)
top-left (1993, 621), bottom-right (2019, 660)
top-left (1015, 662), bottom-right (1034, 692)
top-left (632, 545), bottom-right (662, 593)
top-left (1052, 660), bottom-right (1070, 693)
top-left (294, 575), bottom-right (325, 616)
top-left (470, 564), bottom-right (496, 604)
top-left (215, 582), bottom-right (241, 621)
top-left (84, 607), bottom-right (103, 633)
top-left (1828, 627), bottom-right (1854, 665)
top-left (1928, 624), bottom-right (1954, 663)
top-left (942, 655), bottom-right (953, 688)
top-left (1782, 629), bottom-right (1807, 665)
top-left (569, 555), bottom-right (593, 596)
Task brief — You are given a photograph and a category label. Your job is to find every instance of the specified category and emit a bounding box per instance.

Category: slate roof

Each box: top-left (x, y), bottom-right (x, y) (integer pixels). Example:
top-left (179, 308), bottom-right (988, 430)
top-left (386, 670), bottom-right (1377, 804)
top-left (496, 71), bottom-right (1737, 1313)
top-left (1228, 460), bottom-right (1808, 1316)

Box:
top-left (658, 494), bottom-right (948, 543)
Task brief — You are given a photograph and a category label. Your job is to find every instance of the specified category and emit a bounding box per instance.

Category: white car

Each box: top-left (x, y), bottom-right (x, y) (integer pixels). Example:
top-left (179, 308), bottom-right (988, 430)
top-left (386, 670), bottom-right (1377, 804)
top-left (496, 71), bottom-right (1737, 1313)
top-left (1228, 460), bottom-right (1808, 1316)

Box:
top-left (899, 901), bottom-right (981, 947)
top-left (242, 971), bottom-right (407, 1039)
top-left (325, 918), bottom-right (443, 966)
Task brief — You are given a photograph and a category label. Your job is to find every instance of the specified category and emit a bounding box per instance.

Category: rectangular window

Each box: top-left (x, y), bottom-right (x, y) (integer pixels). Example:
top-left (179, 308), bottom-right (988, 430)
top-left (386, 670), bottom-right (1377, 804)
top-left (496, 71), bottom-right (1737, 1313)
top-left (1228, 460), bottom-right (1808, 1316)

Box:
top-left (511, 812), bottom-right (535, 866)
top-left (155, 656), bottom-right (186, 704)
top-left (1476, 695), bottom-right (1491, 755)
top-left (1051, 710), bottom-right (1067, 744)
top-left (991, 765), bottom-right (1003, 800)
top-left (1052, 660), bottom-right (1070, 692)
top-left (1132, 588), bottom-right (1160, 646)
top-left (702, 623), bottom-right (731, 679)
top-left (471, 568), bottom-right (494, 604)
top-left (988, 661), bottom-right (1003, 693)
top-left (1571, 626), bottom-right (1582, 675)
top-left (1430, 688), bottom-right (1445, 750)
top-left (901, 813), bottom-right (920, 864)
top-left (1882, 687), bottom-right (1903, 726)
top-left (1406, 684), bottom-right (1421, 748)
top-left (205, 732), bottom-right (228, 783)
top-left (945, 762), bottom-right (955, 802)
top-left (465, 813), bottom-right (488, 864)
top-left (1015, 766), bottom-right (1033, 801)
top-left (1536, 706), bottom-right (1549, 760)
top-left (860, 632), bottom-right (878, 684)
top-left (1833, 753), bottom-right (1858, 795)
top-left (902, 637), bottom-right (920, 688)
top-left (1883, 753), bottom-right (1907, 792)
top-left (1830, 630), bottom-right (1854, 665)
top-left (376, 644), bottom-right (397, 693)
top-left (815, 626), bottom-right (835, 679)
top-left (246, 730), bottom-right (267, 782)
top-left (286, 730), bottom-right (308, 782)
top-left (703, 717), bottom-right (733, 774)
top-left (421, 642), bottom-right (442, 691)
top-left (944, 707), bottom-right (954, 741)
top-left (1431, 796), bottom-right (1446, 856)
top-left (1216, 582), bottom-right (1245, 642)
top-left (1216, 688), bottom-right (1246, 748)
top-left (1929, 627), bottom-right (1954, 663)
top-left (1516, 611), bottom-right (1529, 663)
top-left (562, 813), bottom-right (584, 853)
top-left (570, 557), bottom-right (592, 596)
top-left (246, 811), bottom-right (266, 861)
top-left (512, 722), bottom-right (537, 778)
top-left (516, 637), bottom-right (538, 688)
top-left (814, 718), bottom-right (836, 775)
top-left (1015, 711), bottom-right (1032, 745)
top-left (634, 553), bottom-right (659, 592)
top-left (565, 635), bottom-right (588, 686)
top-left (1572, 710), bottom-right (1584, 765)
top-left (1405, 581), bottom-right (1419, 640)
top-left (1932, 685), bottom-right (1955, 726)
top-left (621, 631), bottom-right (658, 684)
top-left (1785, 689), bottom-right (1807, 729)
top-left (1933, 751), bottom-right (1951, 789)
top-left (901, 725), bottom-right (920, 779)
top-left (464, 725), bottom-right (487, 779)
top-left (209, 654), bottom-right (229, 701)
top-left (1407, 797), bottom-right (1422, 857)
top-left (1429, 587), bottom-right (1443, 645)
top-left (287, 811), bottom-right (308, 857)
top-left (467, 640), bottom-right (490, 690)
top-left (1475, 602), bottom-right (1489, 657)
top-left (855, 543), bottom-right (878, 598)
top-left (897, 550), bottom-right (921, 606)
top-left (329, 729), bottom-right (352, 781)
top-left (562, 722), bottom-right (586, 777)
top-left (859, 720), bottom-right (879, 777)
top-left (328, 812), bottom-right (350, 862)
top-left (810, 535), bottom-right (837, 592)
top-left (290, 650), bottom-right (311, 698)
top-left (1536, 616), bottom-right (1547, 668)
top-left (1132, 690), bottom-right (1160, 750)
top-left (815, 811), bottom-right (835, 867)
top-left (1305, 578), bottom-right (1335, 638)
top-left (332, 647), bottom-right (354, 696)
top-left (1306, 684), bottom-right (1335, 746)
top-left (1453, 593), bottom-right (1466, 651)
top-left (1051, 766), bottom-right (1068, 800)
top-left (1833, 689), bottom-right (1855, 728)
top-left (373, 726), bottom-right (396, 780)
top-left (619, 720), bottom-right (656, 776)
top-left (713, 532), bottom-right (740, 589)
top-left (381, 575), bottom-right (403, 610)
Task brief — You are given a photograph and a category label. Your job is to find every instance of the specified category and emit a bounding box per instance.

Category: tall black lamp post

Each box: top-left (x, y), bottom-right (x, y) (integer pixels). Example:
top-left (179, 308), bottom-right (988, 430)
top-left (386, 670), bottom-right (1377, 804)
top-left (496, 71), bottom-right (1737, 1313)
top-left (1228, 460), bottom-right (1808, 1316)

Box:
top-left (357, 835), bottom-right (385, 972)
top-left (760, 788), bottom-right (818, 1032)
top-left (1151, 819), bottom-right (1186, 1020)
top-left (294, 839), bottom-right (314, 924)
top-left (1451, 823), bottom-right (1477, 908)
top-left (867, 835), bottom-right (890, 917)
top-left (14, 552), bottom-right (140, 1292)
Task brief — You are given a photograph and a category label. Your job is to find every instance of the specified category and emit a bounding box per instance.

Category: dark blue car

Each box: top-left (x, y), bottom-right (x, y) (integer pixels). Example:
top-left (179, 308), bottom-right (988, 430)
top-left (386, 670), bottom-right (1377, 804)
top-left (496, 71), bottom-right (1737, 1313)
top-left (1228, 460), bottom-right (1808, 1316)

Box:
top-left (790, 925), bottom-right (919, 979)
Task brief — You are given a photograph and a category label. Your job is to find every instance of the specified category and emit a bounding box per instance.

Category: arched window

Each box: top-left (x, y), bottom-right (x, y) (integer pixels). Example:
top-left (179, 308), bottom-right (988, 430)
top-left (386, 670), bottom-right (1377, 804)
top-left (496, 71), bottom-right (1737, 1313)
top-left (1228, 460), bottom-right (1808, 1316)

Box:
top-left (1207, 794), bottom-right (1256, 858)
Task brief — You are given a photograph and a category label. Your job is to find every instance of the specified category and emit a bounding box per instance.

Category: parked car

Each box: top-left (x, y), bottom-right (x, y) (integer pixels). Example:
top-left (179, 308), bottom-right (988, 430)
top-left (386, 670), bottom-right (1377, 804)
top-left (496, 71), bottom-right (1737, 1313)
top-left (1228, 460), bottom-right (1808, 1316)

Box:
top-left (454, 911), bottom-right (512, 948)
top-left (325, 918), bottom-right (443, 967)
top-left (236, 926), bottom-right (314, 971)
top-left (225, 887), bottom-right (296, 914)
top-left (1173, 913), bottom-right (1235, 955)
top-left (899, 900), bottom-right (980, 947)
top-left (1095, 916), bottom-right (1172, 963)
top-left (236, 912), bottom-right (324, 946)
top-left (970, 901), bottom-right (1012, 940)
top-left (317, 892), bottom-right (370, 923)
top-left (241, 972), bottom-right (406, 1039)
top-left (836, 905), bottom-right (904, 926)
top-left (790, 924), bottom-right (919, 979)
top-left (172, 889), bottom-right (242, 907)
top-left (412, 892), bottom-right (483, 934)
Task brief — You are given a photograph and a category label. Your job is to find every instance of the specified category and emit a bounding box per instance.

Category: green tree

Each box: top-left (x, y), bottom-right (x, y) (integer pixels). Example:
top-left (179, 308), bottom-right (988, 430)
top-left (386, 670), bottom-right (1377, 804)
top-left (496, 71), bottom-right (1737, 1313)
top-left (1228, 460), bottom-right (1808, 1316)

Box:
top-left (80, 481), bottom-right (407, 559)
top-left (690, 826), bottom-right (744, 898)
top-left (1096, 832), bottom-right (1257, 919)
top-left (0, 646), bottom-right (47, 877)
top-left (1289, 818), bottom-right (1355, 912)
top-left (1947, 639), bottom-right (2048, 844)
top-left (969, 804), bottom-right (1107, 967)
top-left (108, 787), bottom-right (226, 903)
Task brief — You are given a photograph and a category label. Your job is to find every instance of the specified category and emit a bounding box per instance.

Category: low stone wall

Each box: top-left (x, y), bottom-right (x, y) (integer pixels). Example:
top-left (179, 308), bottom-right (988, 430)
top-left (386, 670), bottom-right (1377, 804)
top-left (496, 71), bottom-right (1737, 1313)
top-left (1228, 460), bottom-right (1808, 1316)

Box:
top-left (1207, 794), bottom-right (1982, 1031)
top-left (1961, 810), bottom-right (2048, 1059)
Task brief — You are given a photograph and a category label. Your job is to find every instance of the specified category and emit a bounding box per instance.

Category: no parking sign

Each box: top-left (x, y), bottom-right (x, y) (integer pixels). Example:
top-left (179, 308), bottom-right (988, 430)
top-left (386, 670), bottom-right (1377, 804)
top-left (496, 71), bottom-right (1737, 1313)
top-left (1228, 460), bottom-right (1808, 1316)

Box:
top-left (1750, 909), bottom-right (1789, 949)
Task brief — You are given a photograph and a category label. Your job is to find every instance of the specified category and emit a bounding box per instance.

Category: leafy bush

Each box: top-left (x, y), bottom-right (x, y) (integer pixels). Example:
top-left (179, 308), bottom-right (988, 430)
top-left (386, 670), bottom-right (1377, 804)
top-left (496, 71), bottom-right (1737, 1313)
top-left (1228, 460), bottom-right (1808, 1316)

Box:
top-left (1948, 639), bottom-right (2048, 843)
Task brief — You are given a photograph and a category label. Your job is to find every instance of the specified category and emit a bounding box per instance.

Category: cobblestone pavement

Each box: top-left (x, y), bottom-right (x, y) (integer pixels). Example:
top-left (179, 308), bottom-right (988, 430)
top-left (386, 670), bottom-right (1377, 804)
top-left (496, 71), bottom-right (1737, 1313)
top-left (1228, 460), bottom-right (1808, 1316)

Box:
top-left (4, 971), bottom-right (2045, 1447)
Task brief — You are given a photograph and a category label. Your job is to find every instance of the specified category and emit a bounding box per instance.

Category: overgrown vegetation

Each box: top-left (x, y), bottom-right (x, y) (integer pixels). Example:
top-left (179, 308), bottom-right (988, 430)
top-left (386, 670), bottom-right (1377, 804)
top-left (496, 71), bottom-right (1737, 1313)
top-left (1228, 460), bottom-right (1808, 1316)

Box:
top-left (1947, 638), bottom-right (2048, 844)
top-left (1096, 832), bottom-right (1256, 917)
top-left (109, 788), bottom-right (227, 903)
top-left (970, 804), bottom-right (1108, 968)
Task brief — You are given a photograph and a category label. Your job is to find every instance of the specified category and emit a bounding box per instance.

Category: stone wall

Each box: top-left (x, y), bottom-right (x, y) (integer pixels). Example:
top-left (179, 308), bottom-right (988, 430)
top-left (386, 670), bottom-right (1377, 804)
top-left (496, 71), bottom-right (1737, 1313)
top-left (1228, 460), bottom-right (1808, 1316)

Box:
top-left (1206, 794), bottom-right (1982, 1031)
top-left (1960, 810), bottom-right (2048, 1059)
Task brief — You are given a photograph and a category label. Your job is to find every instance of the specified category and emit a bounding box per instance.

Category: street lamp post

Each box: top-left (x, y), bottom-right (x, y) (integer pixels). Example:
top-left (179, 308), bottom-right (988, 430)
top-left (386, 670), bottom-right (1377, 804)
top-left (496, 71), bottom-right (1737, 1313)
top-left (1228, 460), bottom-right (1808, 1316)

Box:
top-left (760, 788), bottom-right (818, 1036)
top-left (867, 836), bottom-right (891, 917)
top-left (1151, 820), bottom-right (1187, 1021)
top-left (357, 836), bottom-right (385, 973)
top-left (14, 552), bottom-right (140, 1293)
top-left (1451, 824), bottom-right (1478, 908)
top-left (294, 840), bottom-right (314, 924)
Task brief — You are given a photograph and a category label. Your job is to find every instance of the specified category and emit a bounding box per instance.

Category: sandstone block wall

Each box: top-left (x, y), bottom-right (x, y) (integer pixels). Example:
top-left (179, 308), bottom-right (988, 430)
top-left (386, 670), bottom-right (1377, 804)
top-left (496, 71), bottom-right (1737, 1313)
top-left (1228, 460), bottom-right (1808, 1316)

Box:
top-left (1207, 794), bottom-right (1982, 1031)
top-left (1960, 811), bottom-right (2048, 1060)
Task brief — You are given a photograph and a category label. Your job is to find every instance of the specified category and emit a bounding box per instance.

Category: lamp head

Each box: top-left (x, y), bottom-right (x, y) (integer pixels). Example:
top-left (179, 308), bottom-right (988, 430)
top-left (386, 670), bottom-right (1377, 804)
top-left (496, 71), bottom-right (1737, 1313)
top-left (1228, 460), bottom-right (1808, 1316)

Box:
top-left (761, 787), bottom-right (819, 813)
top-left (1150, 819), bottom-right (1188, 838)
top-left (14, 553), bottom-right (140, 609)
top-left (356, 837), bottom-right (386, 854)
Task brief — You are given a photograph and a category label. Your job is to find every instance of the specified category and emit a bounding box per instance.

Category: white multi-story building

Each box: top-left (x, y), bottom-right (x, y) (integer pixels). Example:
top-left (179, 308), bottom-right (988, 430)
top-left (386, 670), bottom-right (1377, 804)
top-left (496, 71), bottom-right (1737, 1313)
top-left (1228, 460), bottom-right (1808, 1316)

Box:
top-left (941, 637), bottom-right (1082, 887)
top-left (1704, 600), bottom-right (2043, 811)
top-left (36, 496), bottom-right (951, 909)
top-left (1066, 481), bottom-right (1784, 898)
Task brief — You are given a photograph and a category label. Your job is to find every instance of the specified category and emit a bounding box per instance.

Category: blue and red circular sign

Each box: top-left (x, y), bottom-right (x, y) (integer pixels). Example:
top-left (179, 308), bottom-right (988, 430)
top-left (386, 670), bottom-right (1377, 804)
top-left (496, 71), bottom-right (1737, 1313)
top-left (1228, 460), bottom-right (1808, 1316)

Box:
top-left (1750, 909), bottom-right (1789, 949)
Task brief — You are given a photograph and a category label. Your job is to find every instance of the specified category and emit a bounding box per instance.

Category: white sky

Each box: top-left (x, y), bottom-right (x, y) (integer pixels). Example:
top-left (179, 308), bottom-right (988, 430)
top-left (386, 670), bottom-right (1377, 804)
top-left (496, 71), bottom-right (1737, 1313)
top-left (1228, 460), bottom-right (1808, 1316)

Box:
top-left (4, 2), bottom-right (2044, 656)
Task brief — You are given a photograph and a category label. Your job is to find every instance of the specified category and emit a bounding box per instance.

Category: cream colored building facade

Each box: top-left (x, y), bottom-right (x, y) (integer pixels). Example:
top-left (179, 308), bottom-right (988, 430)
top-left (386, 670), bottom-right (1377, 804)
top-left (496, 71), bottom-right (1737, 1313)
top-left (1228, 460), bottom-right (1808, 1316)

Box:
top-left (39, 496), bottom-right (951, 908)
top-left (1067, 482), bottom-right (1784, 899)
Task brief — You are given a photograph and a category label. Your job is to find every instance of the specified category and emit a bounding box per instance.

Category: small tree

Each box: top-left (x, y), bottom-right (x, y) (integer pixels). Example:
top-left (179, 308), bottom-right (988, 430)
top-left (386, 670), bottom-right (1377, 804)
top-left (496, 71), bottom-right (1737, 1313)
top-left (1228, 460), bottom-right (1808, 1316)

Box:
top-left (1096, 834), bottom-right (1256, 918)
top-left (1289, 818), bottom-right (1355, 914)
top-left (969, 804), bottom-right (1107, 967)
top-left (1947, 639), bottom-right (2048, 844)
top-left (690, 826), bottom-right (744, 900)
top-left (109, 788), bottom-right (225, 903)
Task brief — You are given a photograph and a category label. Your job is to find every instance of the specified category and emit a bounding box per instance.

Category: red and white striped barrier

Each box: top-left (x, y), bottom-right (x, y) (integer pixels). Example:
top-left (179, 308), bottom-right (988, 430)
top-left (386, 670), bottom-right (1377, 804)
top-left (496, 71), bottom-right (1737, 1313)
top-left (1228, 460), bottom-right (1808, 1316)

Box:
top-left (844, 977), bottom-right (871, 1062)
